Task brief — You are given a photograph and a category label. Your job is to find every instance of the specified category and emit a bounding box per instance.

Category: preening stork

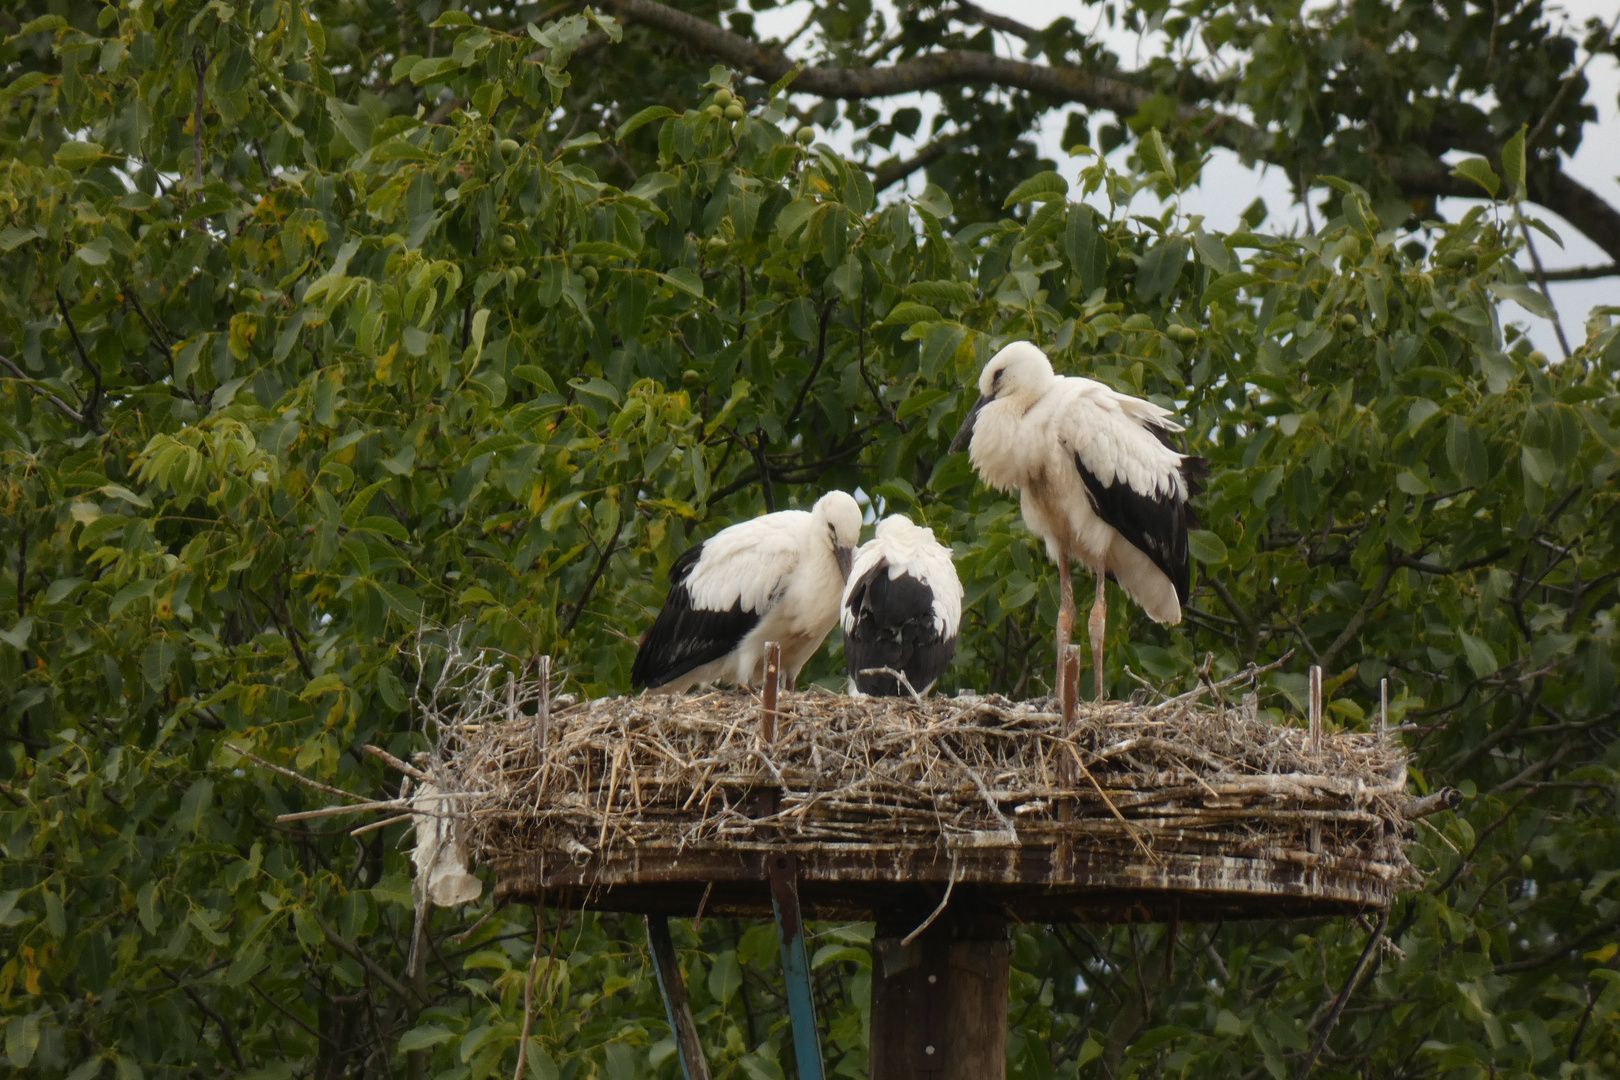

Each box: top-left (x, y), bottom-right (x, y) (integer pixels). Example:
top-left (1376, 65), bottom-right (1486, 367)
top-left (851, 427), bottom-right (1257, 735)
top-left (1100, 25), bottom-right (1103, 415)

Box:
top-left (840, 514), bottom-right (963, 696)
top-left (950, 341), bottom-right (1206, 699)
top-left (631, 490), bottom-right (864, 693)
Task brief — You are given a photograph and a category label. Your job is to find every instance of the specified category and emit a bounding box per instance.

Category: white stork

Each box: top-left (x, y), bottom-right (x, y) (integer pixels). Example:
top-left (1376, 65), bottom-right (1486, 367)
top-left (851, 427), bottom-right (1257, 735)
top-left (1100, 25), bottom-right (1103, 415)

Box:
top-left (949, 341), bottom-right (1206, 699)
top-left (631, 490), bottom-right (864, 693)
top-left (840, 514), bottom-right (963, 696)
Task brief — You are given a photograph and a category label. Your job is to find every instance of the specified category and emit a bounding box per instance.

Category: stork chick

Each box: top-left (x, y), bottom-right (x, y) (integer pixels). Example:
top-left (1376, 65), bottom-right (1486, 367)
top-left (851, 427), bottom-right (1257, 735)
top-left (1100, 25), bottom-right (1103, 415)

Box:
top-left (841, 514), bottom-right (962, 696)
top-left (631, 491), bottom-right (864, 693)
top-left (949, 341), bottom-right (1205, 699)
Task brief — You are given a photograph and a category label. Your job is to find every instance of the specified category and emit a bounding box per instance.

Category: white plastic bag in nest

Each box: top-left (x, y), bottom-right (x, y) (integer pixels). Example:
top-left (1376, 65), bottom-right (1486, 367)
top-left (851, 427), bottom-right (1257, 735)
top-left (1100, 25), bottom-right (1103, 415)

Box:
top-left (410, 781), bottom-right (482, 907)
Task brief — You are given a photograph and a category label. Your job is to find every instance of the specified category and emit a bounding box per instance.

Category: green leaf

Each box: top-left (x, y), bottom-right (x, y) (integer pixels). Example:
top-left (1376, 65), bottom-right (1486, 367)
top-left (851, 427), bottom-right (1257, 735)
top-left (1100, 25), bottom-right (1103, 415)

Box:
top-left (398, 1025), bottom-right (456, 1052)
top-left (884, 301), bottom-right (941, 325)
top-left (54, 141), bottom-right (106, 170)
top-left (0, 616), bottom-right (32, 650)
top-left (15, 14), bottom-right (68, 36)
top-left (1187, 530), bottom-right (1228, 565)
top-left (1501, 125), bottom-right (1527, 198)
top-left (1485, 281), bottom-right (1555, 321)
top-left (615, 105), bottom-right (675, 142)
top-left (1140, 127), bottom-right (1177, 186)
top-left (1002, 170), bottom-right (1068, 207)
top-left (0, 70), bottom-right (48, 106)
top-left (1458, 631), bottom-right (1500, 678)
top-left (1449, 157), bottom-right (1499, 199)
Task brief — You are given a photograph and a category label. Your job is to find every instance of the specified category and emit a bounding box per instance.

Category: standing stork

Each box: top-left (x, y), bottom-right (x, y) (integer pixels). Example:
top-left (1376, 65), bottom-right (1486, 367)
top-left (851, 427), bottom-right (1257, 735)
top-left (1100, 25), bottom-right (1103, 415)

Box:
top-left (840, 514), bottom-right (962, 696)
top-left (631, 490), bottom-right (864, 693)
top-left (949, 341), bottom-right (1206, 699)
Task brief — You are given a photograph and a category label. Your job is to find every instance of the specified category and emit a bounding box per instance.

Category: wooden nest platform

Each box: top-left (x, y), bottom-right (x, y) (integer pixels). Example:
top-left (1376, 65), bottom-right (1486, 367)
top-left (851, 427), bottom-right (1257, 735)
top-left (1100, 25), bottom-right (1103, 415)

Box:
top-left (425, 657), bottom-right (1433, 924)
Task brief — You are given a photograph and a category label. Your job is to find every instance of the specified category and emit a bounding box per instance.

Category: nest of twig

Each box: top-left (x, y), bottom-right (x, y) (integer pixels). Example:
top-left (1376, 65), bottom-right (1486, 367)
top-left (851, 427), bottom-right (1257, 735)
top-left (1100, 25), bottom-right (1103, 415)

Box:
top-left (406, 636), bottom-right (1418, 906)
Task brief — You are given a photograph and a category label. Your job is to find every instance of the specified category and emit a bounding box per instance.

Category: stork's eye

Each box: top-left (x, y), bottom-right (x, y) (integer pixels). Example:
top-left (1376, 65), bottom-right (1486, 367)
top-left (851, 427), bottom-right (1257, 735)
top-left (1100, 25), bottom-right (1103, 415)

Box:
top-left (990, 368), bottom-right (1005, 394)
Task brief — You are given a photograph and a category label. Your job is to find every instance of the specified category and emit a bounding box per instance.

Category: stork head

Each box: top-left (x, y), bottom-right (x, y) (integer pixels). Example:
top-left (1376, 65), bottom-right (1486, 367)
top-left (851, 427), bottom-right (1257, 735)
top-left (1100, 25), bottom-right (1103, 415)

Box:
top-left (812, 490), bottom-right (863, 579)
top-left (949, 341), bottom-right (1056, 452)
top-left (874, 513), bottom-right (934, 547)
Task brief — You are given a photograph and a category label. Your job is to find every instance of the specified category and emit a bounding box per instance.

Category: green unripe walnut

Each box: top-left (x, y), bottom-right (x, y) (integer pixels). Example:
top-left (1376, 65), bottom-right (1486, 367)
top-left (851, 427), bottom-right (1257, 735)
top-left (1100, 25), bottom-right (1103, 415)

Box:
top-left (795, 126), bottom-right (815, 145)
top-left (1171, 325), bottom-right (1196, 343)
top-left (714, 88), bottom-right (734, 107)
top-left (681, 369), bottom-right (702, 386)
top-left (724, 104), bottom-right (746, 121)
top-left (705, 104), bottom-right (724, 119)
top-left (1293, 934), bottom-right (1313, 948)
top-left (497, 234), bottom-right (518, 256)
top-left (507, 265), bottom-right (527, 282)
top-left (498, 138), bottom-right (520, 155)
top-left (1528, 350), bottom-right (1548, 365)
top-left (1518, 854), bottom-right (1533, 873)
top-left (1338, 313), bottom-right (1358, 331)
top-left (581, 266), bottom-right (599, 286)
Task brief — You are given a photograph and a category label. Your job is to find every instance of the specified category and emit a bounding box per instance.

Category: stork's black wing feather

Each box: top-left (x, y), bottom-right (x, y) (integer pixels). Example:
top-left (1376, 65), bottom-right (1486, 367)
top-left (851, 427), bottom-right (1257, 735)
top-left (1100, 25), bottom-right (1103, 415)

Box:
top-left (844, 562), bottom-right (956, 696)
top-left (1073, 453), bottom-right (1208, 604)
top-left (631, 541), bottom-right (760, 689)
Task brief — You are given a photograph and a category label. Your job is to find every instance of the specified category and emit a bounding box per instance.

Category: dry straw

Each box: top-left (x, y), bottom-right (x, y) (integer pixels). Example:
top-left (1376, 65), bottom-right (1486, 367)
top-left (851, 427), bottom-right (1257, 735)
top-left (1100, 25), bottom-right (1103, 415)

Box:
top-left (399, 630), bottom-right (1421, 896)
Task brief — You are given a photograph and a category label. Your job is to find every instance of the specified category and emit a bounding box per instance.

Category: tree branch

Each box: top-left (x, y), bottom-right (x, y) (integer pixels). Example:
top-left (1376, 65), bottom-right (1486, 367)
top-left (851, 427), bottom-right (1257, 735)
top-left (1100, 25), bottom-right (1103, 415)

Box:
top-left (54, 290), bottom-right (103, 430)
top-left (871, 138), bottom-right (953, 192)
top-left (561, 513), bottom-right (625, 637)
top-left (604, 0), bottom-right (1620, 263)
top-left (0, 353), bottom-right (101, 433)
top-left (1535, 263), bottom-right (1619, 282)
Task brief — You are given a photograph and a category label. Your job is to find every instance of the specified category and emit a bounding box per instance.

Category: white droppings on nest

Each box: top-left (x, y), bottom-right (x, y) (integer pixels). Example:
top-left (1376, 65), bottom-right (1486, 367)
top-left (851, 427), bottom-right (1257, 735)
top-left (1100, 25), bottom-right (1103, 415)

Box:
top-left (409, 781), bottom-right (482, 908)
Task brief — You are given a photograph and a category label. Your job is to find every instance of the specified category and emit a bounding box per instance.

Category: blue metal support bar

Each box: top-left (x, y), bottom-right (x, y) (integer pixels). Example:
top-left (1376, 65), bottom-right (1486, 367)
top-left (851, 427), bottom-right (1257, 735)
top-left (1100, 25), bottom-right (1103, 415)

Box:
top-left (645, 915), bottom-right (711, 1080)
top-left (768, 852), bottom-right (826, 1080)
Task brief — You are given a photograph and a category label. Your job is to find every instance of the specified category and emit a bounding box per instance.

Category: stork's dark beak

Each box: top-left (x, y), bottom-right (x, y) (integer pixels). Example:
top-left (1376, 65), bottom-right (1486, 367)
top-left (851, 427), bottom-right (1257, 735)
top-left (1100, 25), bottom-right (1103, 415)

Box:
top-left (949, 395), bottom-right (989, 453)
top-left (835, 544), bottom-right (853, 580)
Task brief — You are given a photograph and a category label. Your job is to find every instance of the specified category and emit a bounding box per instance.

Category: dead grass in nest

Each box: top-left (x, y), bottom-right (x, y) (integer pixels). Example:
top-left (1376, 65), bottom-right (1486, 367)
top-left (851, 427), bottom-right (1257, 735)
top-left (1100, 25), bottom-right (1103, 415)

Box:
top-left (409, 636), bottom-right (1415, 888)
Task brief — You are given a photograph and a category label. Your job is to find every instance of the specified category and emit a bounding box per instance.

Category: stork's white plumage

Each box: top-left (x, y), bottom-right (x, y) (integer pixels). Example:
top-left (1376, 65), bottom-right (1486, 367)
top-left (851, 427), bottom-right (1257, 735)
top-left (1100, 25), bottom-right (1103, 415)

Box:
top-left (950, 341), bottom-right (1206, 698)
top-left (840, 514), bottom-right (962, 696)
top-left (631, 491), bottom-right (864, 693)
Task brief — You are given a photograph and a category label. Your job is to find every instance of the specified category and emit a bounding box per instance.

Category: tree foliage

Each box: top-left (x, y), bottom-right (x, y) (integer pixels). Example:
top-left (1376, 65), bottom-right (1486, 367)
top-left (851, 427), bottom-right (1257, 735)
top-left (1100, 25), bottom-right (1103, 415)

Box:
top-left (2, 2), bottom-right (1620, 1079)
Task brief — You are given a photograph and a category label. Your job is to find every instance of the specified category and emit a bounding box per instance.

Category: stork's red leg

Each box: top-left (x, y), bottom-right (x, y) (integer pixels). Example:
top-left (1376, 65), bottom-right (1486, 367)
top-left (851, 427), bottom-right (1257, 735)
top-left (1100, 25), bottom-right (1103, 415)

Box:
top-left (1088, 566), bottom-right (1107, 699)
top-left (1056, 557), bottom-right (1075, 699)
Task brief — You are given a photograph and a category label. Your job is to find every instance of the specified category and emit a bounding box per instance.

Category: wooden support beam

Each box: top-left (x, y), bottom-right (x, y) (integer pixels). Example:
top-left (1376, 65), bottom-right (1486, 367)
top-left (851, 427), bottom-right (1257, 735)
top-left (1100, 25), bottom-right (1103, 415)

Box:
top-left (645, 916), bottom-right (711, 1080)
top-left (870, 908), bottom-right (1009, 1079)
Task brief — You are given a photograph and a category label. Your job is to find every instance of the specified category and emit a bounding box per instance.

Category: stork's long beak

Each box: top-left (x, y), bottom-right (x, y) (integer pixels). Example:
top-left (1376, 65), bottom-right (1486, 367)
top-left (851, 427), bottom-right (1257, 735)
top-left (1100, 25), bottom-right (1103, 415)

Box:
top-left (949, 394), bottom-right (989, 453)
top-left (835, 544), bottom-right (853, 580)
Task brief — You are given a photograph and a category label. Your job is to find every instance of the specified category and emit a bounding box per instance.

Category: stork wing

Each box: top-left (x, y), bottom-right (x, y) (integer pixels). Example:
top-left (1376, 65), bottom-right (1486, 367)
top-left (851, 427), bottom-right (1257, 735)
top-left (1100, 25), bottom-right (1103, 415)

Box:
top-left (1061, 381), bottom-right (1204, 605)
top-left (630, 514), bottom-right (806, 689)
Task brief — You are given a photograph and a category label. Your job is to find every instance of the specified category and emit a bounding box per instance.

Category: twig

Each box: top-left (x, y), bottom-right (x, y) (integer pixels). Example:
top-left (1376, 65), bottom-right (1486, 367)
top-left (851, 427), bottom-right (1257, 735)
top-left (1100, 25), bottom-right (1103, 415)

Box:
top-left (561, 514), bottom-right (625, 637)
top-left (1294, 910), bottom-right (1388, 1079)
top-left (225, 742), bottom-right (371, 803)
top-left (0, 353), bottom-right (99, 431)
top-left (512, 906), bottom-right (545, 1080)
top-left (900, 851), bottom-right (959, 946)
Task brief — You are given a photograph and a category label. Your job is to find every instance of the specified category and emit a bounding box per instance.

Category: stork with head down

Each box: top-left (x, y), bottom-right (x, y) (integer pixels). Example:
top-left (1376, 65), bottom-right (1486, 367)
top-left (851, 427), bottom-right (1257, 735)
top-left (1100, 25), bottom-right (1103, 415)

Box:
top-left (631, 491), bottom-right (864, 694)
top-left (949, 341), bottom-right (1206, 699)
top-left (840, 514), bottom-right (962, 697)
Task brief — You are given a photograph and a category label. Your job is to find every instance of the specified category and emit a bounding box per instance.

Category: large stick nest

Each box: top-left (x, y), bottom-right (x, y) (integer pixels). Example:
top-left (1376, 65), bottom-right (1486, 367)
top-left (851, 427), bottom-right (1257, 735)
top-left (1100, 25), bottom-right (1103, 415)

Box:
top-left (412, 638), bottom-right (1420, 918)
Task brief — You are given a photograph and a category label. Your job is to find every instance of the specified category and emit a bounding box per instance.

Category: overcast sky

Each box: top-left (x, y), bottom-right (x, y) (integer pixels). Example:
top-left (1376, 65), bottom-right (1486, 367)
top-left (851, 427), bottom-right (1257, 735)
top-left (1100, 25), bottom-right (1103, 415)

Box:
top-left (753, 0), bottom-right (1619, 358)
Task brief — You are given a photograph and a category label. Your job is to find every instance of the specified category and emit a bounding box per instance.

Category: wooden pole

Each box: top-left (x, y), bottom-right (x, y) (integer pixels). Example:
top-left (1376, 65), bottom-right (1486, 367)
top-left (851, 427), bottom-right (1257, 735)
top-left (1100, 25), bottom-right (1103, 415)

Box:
top-left (537, 655), bottom-right (551, 750)
top-left (870, 908), bottom-right (1009, 1079)
top-left (1308, 665), bottom-right (1322, 854)
top-left (1308, 664), bottom-right (1323, 754)
top-left (1379, 677), bottom-right (1388, 743)
top-left (645, 916), bottom-right (711, 1080)
top-left (761, 642), bottom-right (779, 742)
